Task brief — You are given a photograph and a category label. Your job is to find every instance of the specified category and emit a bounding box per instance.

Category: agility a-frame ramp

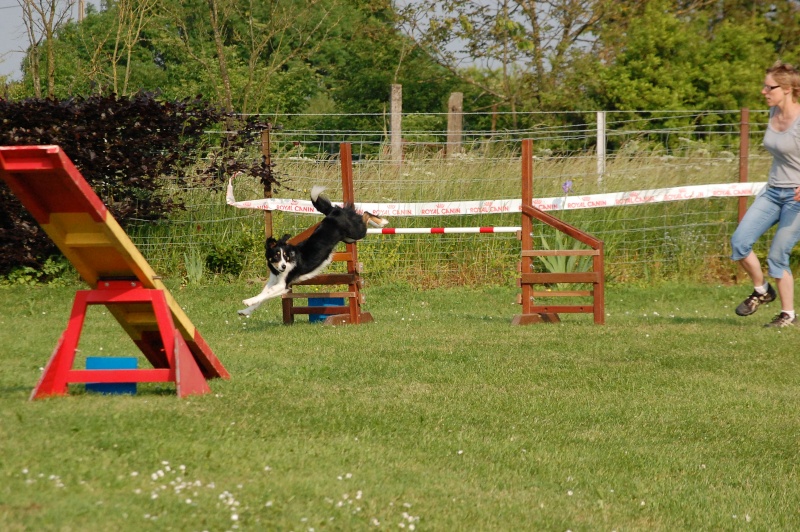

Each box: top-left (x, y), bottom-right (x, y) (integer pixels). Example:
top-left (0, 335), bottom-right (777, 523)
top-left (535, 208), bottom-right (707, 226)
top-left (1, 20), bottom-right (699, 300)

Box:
top-left (0, 145), bottom-right (229, 399)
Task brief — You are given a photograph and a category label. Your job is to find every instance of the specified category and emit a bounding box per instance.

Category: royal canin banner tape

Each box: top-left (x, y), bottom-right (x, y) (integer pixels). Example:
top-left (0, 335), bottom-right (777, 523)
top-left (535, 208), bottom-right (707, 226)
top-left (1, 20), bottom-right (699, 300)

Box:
top-left (227, 178), bottom-right (767, 217)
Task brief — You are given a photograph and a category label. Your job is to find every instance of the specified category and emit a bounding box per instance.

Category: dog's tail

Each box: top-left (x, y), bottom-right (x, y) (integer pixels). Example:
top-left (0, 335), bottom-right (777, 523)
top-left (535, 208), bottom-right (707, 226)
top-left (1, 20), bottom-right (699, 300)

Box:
top-left (310, 186), bottom-right (333, 215)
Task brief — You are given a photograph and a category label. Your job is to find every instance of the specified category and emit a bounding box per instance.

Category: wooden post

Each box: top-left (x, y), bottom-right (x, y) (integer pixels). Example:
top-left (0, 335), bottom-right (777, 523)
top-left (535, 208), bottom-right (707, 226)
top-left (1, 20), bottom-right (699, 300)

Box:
top-left (738, 108), bottom-right (749, 223)
top-left (447, 92), bottom-right (463, 156)
top-left (261, 127), bottom-right (273, 238)
top-left (340, 143), bottom-right (360, 324)
top-left (391, 84), bottom-right (402, 164)
top-left (520, 139), bottom-right (534, 316)
top-left (596, 111), bottom-right (606, 182)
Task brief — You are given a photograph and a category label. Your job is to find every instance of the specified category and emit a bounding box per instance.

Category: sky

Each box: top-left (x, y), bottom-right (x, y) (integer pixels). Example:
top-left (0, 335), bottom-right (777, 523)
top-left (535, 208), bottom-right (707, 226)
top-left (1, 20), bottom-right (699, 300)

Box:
top-left (0, 1), bottom-right (101, 81)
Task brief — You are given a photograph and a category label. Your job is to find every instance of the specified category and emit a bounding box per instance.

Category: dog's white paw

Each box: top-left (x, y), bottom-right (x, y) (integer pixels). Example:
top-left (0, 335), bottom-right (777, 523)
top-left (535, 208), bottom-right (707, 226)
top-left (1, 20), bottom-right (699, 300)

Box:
top-left (242, 298), bottom-right (255, 307)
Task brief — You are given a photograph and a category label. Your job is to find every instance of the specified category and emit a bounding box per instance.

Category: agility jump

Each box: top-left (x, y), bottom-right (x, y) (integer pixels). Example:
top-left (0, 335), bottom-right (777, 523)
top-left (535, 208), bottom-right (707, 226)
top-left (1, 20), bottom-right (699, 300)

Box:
top-left (228, 139), bottom-right (606, 324)
top-left (0, 145), bottom-right (229, 399)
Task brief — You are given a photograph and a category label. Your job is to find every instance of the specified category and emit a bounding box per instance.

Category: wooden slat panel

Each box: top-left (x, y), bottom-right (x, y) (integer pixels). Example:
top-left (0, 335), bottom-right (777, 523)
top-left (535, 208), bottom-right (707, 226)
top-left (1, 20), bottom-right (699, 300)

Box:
top-left (531, 290), bottom-right (592, 297)
top-left (520, 272), bottom-right (599, 284)
top-left (291, 273), bottom-right (357, 285)
top-left (529, 305), bottom-right (595, 314)
top-left (289, 305), bottom-right (349, 316)
top-left (521, 249), bottom-right (599, 257)
top-left (282, 291), bottom-right (355, 299)
top-left (331, 252), bottom-right (352, 262)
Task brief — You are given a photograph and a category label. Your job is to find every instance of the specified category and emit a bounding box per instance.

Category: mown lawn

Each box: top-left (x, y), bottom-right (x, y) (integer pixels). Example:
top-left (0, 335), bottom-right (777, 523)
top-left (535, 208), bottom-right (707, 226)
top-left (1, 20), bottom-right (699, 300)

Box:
top-left (1, 280), bottom-right (798, 530)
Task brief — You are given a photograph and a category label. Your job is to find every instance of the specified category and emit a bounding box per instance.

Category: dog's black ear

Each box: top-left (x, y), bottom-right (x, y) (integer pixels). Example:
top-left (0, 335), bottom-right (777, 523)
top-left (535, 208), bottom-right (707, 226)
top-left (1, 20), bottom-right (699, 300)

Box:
top-left (266, 237), bottom-right (278, 248)
top-left (279, 233), bottom-right (292, 243)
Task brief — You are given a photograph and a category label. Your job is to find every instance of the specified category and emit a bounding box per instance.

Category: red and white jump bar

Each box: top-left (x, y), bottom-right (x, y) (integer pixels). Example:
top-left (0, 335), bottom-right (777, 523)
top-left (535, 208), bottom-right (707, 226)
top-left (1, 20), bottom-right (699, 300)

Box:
top-left (367, 226), bottom-right (522, 235)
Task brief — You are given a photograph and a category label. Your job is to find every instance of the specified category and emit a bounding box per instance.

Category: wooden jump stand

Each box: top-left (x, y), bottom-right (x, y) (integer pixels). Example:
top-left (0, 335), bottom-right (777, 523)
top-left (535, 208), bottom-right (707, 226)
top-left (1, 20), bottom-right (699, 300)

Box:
top-left (281, 143), bottom-right (373, 325)
top-left (0, 145), bottom-right (229, 399)
top-left (513, 139), bottom-right (605, 325)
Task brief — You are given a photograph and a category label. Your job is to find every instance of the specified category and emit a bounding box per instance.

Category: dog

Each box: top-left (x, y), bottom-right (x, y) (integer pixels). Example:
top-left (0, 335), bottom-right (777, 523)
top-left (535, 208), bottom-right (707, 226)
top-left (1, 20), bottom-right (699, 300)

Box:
top-left (238, 187), bottom-right (387, 317)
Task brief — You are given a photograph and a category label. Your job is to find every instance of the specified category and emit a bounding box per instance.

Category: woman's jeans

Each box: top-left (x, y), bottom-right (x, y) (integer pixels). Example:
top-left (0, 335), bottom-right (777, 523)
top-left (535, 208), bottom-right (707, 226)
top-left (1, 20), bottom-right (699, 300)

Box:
top-left (731, 186), bottom-right (800, 279)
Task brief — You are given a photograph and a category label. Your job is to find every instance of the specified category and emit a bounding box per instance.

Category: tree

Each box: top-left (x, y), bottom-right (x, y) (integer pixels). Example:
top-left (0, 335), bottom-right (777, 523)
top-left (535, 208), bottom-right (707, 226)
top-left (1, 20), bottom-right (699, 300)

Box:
top-left (111, 0), bottom-right (158, 95)
top-left (19, 0), bottom-right (77, 98)
top-left (152, 0), bottom-right (342, 114)
top-left (591, 0), bottom-right (775, 112)
top-left (395, 0), bottom-right (622, 117)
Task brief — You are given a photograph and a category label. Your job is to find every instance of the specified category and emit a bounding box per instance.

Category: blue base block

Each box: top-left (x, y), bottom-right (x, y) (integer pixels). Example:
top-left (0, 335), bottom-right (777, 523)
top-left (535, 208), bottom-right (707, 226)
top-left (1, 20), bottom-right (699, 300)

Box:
top-left (85, 356), bottom-right (138, 395)
top-left (308, 297), bottom-right (345, 323)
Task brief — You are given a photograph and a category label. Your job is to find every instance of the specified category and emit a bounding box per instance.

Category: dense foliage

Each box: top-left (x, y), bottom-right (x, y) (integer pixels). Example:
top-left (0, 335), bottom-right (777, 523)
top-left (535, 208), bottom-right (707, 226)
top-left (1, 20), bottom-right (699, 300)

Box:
top-left (0, 93), bottom-right (271, 277)
top-left (3, 1), bottom-right (799, 116)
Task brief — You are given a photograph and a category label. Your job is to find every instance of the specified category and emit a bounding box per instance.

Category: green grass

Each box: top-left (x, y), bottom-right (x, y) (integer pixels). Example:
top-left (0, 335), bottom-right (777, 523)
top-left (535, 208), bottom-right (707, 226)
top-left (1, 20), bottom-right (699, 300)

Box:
top-left (2, 280), bottom-right (799, 530)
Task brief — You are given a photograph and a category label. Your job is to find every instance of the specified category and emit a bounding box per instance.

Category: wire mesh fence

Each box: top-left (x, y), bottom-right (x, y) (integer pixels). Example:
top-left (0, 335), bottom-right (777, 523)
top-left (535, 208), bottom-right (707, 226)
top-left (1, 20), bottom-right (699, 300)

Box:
top-left (127, 109), bottom-right (776, 286)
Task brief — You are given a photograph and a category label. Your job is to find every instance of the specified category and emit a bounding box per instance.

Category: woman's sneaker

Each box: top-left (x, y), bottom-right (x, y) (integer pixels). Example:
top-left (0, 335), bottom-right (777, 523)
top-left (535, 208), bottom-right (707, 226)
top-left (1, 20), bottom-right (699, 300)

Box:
top-left (764, 312), bottom-right (797, 328)
top-left (735, 283), bottom-right (776, 316)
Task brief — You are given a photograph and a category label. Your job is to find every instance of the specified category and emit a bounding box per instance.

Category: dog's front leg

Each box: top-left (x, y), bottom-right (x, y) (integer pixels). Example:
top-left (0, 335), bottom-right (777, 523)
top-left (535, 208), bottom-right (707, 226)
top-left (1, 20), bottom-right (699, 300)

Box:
top-left (241, 274), bottom-right (290, 309)
top-left (238, 274), bottom-right (287, 316)
top-left (241, 285), bottom-right (290, 308)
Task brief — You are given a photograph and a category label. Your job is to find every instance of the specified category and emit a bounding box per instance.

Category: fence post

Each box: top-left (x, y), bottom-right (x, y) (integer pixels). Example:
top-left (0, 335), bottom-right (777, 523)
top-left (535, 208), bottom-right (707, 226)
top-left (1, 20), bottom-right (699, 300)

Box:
top-left (261, 127), bottom-right (273, 238)
top-left (447, 92), bottom-right (463, 156)
top-left (391, 84), bottom-right (402, 164)
top-left (596, 111), bottom-right (606, 182)
top-left (738, 108), bottom-right (749, 222)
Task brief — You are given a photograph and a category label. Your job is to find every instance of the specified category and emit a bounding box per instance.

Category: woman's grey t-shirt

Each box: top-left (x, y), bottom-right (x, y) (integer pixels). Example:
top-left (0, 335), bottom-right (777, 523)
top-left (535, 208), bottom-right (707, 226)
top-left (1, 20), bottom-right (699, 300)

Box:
top-left (764, 107), bottom-right (800, 188)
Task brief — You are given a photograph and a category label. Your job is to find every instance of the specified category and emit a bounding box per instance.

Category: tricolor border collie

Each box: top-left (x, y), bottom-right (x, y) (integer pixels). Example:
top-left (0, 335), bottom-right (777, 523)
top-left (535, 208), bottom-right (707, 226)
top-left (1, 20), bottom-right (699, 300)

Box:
top-left (238, 187), bottom-right (387, 317)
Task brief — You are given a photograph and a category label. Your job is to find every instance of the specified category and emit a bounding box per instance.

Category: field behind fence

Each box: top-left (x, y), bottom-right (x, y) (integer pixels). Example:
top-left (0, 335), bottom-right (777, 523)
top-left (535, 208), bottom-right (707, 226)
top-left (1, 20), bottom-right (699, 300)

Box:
top-left (128, 109), bottom-right (777, 286)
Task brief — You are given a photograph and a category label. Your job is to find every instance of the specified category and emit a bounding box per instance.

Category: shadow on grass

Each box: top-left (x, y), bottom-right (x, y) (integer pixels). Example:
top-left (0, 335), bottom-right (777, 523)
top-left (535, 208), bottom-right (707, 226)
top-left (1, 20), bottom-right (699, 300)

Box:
top-left (667, 316), bottom-right (770, 326)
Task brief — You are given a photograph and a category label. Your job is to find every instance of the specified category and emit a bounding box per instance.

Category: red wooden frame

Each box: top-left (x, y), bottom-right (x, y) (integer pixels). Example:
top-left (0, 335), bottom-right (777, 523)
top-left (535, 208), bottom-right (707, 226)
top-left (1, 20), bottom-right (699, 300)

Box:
top-left (32, 281), bottom-right (210, 399)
